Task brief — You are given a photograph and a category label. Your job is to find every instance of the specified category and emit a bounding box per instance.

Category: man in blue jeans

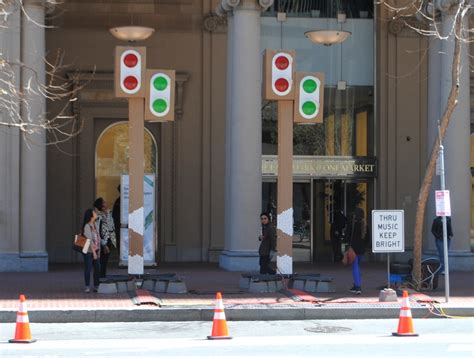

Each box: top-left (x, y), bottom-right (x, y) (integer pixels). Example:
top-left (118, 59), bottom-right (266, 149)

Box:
top-left (431, 216), bottom-right (453, 274)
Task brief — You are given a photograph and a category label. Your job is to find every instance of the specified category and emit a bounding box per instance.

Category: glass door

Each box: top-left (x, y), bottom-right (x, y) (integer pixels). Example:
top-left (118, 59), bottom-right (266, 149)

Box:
top-left (312, 179), bottom-right (369, 262)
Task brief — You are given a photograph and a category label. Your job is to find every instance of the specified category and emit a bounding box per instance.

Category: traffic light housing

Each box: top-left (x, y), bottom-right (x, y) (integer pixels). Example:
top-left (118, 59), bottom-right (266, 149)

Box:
top-left (114, 46), bottom-right (146, 98)
top-left (294, 72), bottom-right (324, 124)
top-left (144, 69), bottom-right (175, 122)
top-left (263, 49), bottom-right (295, 101)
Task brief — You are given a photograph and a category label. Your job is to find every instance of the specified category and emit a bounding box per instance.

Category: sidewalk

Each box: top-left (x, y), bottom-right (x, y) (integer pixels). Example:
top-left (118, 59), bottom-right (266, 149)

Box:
top-left (0, 262), bottom-right (472, 322)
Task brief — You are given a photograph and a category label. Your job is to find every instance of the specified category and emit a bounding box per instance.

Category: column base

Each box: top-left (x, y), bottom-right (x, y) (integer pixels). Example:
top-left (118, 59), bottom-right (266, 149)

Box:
top-left (423, 250), bottom-right (474, 271)
top-left (0, 252), bottom-right (48, 272)
top-left (219, 250), bottom-right (259, 271)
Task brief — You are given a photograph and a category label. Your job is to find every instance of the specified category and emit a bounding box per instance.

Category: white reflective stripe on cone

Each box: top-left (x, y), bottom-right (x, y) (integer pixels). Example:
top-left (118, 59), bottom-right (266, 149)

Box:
top-left (19, 303), bottom-right (27, 312)
top-left (16, 314), bottom-right (30, 323)
top-left (402, 297), bottom-right (410, 307)
top-left (213, 311), bottom-right (226, 320)
top-left (216, 300), bottom-right (224, 310)
top-left (399, 309), bottom-right (412, 318)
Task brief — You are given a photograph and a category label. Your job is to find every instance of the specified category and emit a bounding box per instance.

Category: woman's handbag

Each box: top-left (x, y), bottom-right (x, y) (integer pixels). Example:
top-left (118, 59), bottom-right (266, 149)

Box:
top-left (342, 246), bottom-right (356, 265)
top-left (342, 213), bottom-right (357, 265)
top-left (72, 234), bottom-right (89, 253)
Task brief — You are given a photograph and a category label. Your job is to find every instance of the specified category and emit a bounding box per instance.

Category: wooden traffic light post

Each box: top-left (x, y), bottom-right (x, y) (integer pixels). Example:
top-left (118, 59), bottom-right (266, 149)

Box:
top-left (114, 46), bottom-right (175, 275)
top-left (263, 49), bottom-right (296, 274)
top-left (263, 49), bottom-right (324, 275)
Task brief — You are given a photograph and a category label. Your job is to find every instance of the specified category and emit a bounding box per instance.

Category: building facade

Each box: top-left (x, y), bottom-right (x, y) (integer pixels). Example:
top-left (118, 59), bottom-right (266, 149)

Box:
top-left (0, 0), bottom-right (472, 271)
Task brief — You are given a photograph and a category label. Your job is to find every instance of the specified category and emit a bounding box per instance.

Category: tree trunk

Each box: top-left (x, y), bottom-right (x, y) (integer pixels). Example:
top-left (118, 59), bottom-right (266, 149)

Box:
top-left (412, 13), bottom-right (462, 287)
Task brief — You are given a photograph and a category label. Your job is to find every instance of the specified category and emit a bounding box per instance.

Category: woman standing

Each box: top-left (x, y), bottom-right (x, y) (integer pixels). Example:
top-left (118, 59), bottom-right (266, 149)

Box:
top-left (81, 208), bottom-right (101, 293)
top-left (258, 212), bottom-right (277, 274)
top-left (346, 207), bottom-right (367, 295)
top-left (93, 197), bottom-right (117, 279)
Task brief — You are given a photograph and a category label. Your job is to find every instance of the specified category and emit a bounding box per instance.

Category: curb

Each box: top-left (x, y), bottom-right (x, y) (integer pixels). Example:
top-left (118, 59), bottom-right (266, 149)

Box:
top-left (1, 306), bottom-right (472, 323)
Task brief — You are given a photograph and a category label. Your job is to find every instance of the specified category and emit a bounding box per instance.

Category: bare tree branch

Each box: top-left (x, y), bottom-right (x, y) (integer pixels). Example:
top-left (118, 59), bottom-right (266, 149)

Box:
top-left (0, 1), bottom-right (92, 144)
top-left (379, 0), bottom-right (468, 289)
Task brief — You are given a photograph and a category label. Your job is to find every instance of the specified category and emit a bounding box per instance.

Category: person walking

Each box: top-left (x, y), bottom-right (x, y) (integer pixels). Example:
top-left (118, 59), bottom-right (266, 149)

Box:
top-left (345, 207), bottom-right (367, 295)
top-left (94, 197), bottom-right (117, 279)
top-left (330, 208), bottom-right (347, 262)
top-left (258, 212), bottom-right (277, 275)
top-left (81, 208), bottom-right (101, 293)
top-left (431, 216), bottom-right (453, 274)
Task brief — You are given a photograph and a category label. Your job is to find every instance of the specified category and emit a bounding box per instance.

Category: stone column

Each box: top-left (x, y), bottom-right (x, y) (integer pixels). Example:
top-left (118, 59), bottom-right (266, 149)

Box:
top-left (219, 0), bottom-right (273, 271)
top-left (425, 35), bottom-right (441, 249)
top-left (426, 8), bottom-right (472, 269)
top-left (20, 0), bottom-right (48, 271)
top-left (0, 4), bottom-right (21, 271)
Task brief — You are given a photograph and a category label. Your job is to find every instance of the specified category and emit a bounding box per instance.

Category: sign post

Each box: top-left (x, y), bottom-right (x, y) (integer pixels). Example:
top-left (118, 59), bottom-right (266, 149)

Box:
top-left (372, 210), bottom-right (405, 302)
top-left (436, 146), bottom-right (451, 302)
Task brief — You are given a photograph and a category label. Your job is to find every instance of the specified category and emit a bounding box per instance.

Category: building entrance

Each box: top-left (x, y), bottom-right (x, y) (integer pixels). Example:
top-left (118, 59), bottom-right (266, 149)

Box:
top-left (262, 179), bottom-right (369, 262)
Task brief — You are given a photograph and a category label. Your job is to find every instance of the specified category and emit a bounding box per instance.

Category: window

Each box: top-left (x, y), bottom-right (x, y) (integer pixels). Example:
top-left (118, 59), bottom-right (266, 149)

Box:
top-left (95, 122), bottom-right (157, 205)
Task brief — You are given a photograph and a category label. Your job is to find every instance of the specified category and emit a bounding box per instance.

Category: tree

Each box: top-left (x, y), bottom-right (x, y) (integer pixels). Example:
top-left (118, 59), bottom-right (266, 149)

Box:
top-left (0, 0), bottom-right (90, 144)
top-left (378, 0), bottom-right (468, 287)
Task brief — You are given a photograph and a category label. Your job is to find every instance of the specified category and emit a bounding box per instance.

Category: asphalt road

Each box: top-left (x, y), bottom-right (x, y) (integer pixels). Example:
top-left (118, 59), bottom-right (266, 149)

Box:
top-left (0, 319), bottom-right (472, 357)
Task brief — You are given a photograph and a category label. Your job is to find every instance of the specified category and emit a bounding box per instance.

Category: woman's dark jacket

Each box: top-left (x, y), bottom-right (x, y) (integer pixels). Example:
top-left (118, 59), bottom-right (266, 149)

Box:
top-left (346, 210), bottom-right (367, 255)
top-left (431, 216), bottom-right (453, 240)
top-left (259, 224), bottom-right (277, 256)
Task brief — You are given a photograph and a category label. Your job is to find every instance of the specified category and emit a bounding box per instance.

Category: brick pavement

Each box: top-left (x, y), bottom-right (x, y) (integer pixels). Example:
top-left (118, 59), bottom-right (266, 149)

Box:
top-left (0, 262), bottom-right (472, 311)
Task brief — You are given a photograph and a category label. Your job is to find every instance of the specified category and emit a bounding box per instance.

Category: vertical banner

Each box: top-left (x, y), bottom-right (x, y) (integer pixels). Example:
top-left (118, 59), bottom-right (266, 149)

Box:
top-left (435, 190), bottom-right (451, 216)
top-left (120, 174), bottom-right (156, 266)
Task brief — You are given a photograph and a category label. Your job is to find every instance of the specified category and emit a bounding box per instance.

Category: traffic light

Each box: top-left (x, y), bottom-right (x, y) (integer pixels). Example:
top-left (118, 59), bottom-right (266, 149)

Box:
top-left (263, 49), bottom-right (295, 101)
top-left (145, 69), bottom-right (175, 122)
top-left (294, 72), bottom-right (324, 124)
top-left (114, 46), bottom-right (146, 98)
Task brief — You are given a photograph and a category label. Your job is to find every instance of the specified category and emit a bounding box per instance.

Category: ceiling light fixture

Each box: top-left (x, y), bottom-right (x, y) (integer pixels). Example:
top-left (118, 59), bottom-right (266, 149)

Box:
top-left (304, 29), bottom-right (351, 46)
top-left (109, 26), bottom-right (155, 42)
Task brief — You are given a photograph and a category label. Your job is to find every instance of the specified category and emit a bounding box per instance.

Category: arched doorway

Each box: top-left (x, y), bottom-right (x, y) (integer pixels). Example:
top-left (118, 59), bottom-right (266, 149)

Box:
top-left (95, 122), bottom-right (158, 264)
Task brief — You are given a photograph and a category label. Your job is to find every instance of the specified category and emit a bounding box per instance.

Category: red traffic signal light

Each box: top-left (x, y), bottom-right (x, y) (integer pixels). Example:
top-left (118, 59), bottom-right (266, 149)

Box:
top-left (263, 49), bottom-right (295, 100)
top-left (114, 47), bottom-right (146, 98)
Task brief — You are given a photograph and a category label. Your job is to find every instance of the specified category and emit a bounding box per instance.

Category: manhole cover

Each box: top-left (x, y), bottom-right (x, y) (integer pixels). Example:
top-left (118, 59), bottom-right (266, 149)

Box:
top-left (304, 325), bottom-right (352, 333)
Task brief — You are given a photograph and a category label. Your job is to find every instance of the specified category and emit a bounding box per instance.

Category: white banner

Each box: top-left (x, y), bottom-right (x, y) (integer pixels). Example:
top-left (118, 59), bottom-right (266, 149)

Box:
top-left (120, 174), bottom-right (156, 265)
top-left (435, 190), bottom-right (451, 217)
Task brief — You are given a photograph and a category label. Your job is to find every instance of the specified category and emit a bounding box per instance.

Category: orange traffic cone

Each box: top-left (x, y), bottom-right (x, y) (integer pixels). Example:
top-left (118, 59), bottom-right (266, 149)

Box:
top-left (207, 292), bottom-right (232, 340)
top-left (392, 290), bottom-right (418, 337)
top-left (9, 294), bottom-right (36, 343)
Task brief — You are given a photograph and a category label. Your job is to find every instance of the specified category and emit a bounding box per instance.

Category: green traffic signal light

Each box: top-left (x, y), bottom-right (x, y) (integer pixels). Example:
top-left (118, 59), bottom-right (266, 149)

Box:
top-left (302, 78), bottom-right (317, 93)
top-left (153, 76), bottom-right (168, 91)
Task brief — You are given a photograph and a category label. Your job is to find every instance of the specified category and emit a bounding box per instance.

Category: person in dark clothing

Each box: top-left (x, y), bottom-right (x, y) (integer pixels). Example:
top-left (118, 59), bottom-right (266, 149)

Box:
top-left (345, 207), bottom-right (367, 295)
top-left (258, 212), bottom-right (277, 274)
top-left (330, 209), bottom-right (347, 262)
top-left (112, 185), bottom-right (121, 250)
top-left (93, 197), bottom-right (117, 279)
top-left (431, 216), bottom-right (453, 274)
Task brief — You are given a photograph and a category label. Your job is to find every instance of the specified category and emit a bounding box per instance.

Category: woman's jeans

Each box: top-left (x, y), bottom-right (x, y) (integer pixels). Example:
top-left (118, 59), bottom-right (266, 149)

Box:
top-left (100, 247), bottom-right (110, 278)
top-left (351, 255), bottom-right (363, 288)
top-left (83, 253), bottom-right (100, 288)
top-left (259, 255), bottom-right (276, 274)
top-left (435, 238), bottom-right (451, 272)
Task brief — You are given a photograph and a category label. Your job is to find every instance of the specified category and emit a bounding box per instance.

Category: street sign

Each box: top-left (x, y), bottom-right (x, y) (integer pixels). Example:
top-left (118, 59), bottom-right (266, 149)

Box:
top-left (435, 190), bottom-right (451, 216)
top-left (372, 210), bottom-right (404, 253)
